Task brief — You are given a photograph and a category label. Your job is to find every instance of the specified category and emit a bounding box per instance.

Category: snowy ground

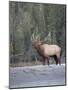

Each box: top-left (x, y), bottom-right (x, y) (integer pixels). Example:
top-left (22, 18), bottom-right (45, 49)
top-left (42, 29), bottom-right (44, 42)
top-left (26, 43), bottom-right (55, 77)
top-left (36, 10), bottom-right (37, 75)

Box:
top-left (9, 64), bottom-right (66, 88)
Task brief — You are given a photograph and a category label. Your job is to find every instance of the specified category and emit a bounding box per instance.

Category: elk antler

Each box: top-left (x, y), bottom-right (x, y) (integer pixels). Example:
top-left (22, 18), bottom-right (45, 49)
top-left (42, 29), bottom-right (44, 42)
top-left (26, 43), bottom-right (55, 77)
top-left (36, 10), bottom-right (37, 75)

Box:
top-left (31, 31), bottom-right (41, 42)
top-left (31, 31), bottom-right (35, 41)
top-left (35, 33), bottom-right (41, 41)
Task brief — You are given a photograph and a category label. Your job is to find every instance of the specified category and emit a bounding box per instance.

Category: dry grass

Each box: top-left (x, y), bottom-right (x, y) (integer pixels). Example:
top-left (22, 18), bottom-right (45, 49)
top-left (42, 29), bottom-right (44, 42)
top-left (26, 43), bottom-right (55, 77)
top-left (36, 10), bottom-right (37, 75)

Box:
top-left (10, 60), bottom-right (56, 67)
top-left (10, 61), bottom-right (42, 67)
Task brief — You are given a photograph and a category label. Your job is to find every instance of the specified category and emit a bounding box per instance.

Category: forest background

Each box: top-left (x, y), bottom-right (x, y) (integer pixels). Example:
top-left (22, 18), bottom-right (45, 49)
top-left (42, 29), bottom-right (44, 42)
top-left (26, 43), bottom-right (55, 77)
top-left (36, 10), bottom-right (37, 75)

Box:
top-left (9, 1), bottom-right (66, 66)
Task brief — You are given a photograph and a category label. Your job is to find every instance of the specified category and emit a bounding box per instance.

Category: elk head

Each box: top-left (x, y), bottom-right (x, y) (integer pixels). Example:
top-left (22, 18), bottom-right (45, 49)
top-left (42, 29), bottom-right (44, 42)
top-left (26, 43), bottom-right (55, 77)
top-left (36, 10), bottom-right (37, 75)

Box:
top-left (31, 32), bottom-right (43, 49)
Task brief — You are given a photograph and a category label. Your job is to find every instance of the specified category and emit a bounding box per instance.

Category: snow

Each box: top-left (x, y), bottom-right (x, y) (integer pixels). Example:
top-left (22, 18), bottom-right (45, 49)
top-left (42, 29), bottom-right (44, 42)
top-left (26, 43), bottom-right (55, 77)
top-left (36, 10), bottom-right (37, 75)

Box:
top-left (9, 64), bottom-right (66, 88)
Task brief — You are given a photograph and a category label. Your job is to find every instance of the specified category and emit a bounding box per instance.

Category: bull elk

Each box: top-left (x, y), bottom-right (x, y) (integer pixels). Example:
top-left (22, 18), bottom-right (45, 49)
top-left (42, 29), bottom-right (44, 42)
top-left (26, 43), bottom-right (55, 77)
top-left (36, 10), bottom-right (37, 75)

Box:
top-left (31, 32), bottom-right (61, 65)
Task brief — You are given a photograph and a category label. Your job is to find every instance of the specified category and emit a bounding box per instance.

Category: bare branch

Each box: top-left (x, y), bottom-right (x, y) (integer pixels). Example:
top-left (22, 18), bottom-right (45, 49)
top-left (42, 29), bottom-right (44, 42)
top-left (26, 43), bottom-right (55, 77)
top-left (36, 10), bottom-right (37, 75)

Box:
top-left (43, 32), bottom-right (51, 42)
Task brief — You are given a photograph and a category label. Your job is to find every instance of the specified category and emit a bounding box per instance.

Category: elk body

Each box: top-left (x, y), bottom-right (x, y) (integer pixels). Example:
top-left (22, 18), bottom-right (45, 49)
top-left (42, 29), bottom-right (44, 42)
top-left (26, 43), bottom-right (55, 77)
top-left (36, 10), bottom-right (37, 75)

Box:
top-left (31, 33), bottom-right (61, 65)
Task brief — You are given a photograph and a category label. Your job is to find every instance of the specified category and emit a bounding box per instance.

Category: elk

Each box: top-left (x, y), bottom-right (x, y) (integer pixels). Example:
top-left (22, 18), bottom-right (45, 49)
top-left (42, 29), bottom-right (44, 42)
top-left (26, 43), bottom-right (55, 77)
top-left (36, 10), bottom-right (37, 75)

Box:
top-left (31, 32), bottom-right (61, 65)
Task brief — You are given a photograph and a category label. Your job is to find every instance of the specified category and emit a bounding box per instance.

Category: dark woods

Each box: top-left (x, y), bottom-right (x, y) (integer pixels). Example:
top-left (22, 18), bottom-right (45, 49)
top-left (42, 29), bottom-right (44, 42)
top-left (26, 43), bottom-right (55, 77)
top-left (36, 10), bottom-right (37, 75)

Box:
top-left (9, 1), bottom-right (66, 66)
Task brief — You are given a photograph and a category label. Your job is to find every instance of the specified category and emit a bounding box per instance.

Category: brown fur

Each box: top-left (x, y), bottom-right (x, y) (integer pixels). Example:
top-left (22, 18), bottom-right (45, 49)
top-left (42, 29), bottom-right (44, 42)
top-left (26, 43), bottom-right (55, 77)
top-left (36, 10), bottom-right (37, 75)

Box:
top-left (33, 41), bottom-right (61, 65)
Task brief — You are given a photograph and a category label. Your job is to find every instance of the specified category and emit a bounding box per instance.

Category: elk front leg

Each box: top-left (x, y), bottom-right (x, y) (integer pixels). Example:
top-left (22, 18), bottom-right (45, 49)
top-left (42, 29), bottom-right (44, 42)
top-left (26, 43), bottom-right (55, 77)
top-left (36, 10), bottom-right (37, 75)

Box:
top-left (46, 57), bottom-right (49, 65)
top-left (42, 57), bottom-right (46, 65)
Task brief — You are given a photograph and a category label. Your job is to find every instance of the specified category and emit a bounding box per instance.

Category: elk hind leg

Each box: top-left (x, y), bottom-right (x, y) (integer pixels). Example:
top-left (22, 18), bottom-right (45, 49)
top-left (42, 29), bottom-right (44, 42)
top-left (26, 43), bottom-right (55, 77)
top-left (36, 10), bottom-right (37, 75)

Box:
top-left (53, 55), bottom-right (58, 65)
top-left (58, 57), bottom-right (61, 65)
top-left (56, 54), bottom-right (61, 65)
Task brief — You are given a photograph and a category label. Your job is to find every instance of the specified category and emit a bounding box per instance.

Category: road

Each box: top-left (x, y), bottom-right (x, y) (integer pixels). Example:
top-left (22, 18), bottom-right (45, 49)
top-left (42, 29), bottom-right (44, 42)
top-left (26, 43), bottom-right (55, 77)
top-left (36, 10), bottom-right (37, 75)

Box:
top-left (9, 64), bottom-right (66, 88)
